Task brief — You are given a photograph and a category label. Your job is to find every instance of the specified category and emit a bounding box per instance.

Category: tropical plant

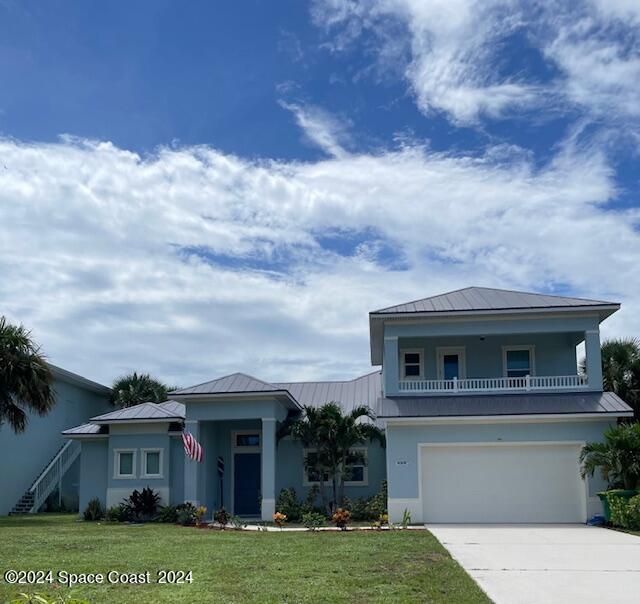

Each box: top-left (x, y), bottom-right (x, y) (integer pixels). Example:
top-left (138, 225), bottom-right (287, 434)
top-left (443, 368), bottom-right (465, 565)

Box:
top-left (302, 511), bottom-right (326, 531)
top-left (401, 508), bottom-right (412, 529)
top-left (275, 488), bottom-right (302, 522)
top-left (156, 505), bottom-right (179, 523)
top-left (581, 338), bottom-right (640, 419)
top-left (279, 402), bottom-right (385, 512)
top-left (11, 593), bottom-right (88, 604)
top-left (176, 503), bottom-right (197, 526)
top-left (121, 487), bottom-right (161, 521)
top-left (213, 507), bottom-right (231, 529)
top-left (0, 316), bottom-right (55, 433)
top-left (273, 511), bottom-right (287, 528)
top-left (194, 506), bottom-right (207, 526)
top-left (83, 498), bottom-right (104, 521)
top-left (105, 504), bottom-right (131, 522)
top-left (331, 508), bottom-right (351, 530)
top-left (580, 423), bottom-right (640, 489)
top-left (110, 372), bottom-right (169, 408)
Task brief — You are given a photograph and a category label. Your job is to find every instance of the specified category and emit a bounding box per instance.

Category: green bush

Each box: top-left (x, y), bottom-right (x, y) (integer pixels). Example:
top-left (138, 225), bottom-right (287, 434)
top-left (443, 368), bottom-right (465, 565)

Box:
top-left (214, 507), bottom-right (231, 528)
top-left (176, 502), bottom-right (197, 526)
top-left (365, 480), bottom-right (387, 519)
top-left (83, 498), bottom-right (104, 521)
top-left (276, 488), bottom-right (302, 522)
top-left (302, 511), bottom-right (326, 531)
top-left (156, 505), bottom-right (179, 523)
top-left (105, 504), bottom-right (131, 522)
top-left (121, 487), bottom-right (161, 521)
top-left (301, 485), bottom-right (320, 515)
top-left (608, 492), bottom-right (640, 530)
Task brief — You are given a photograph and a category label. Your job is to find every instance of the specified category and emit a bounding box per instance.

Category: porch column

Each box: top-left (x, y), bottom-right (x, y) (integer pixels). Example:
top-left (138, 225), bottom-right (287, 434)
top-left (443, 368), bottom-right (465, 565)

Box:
top-left (585, 329), bottom-right (603, 391)
top-left (383, 336), bottom-right (399, 396)
top-left (261, 417), bottom-right (276, 521)
top-left (184, 420), bottom-right (200, 506)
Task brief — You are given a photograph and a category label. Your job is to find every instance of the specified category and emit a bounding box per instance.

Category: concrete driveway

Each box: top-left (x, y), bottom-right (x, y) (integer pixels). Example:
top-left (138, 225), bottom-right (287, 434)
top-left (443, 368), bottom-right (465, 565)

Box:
top-left (428, 524), bottom-right (640, 604)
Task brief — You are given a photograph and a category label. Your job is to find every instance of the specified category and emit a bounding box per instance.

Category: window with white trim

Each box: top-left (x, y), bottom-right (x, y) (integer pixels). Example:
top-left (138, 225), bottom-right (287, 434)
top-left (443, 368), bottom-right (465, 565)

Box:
top-left (114, 449), bottom-right (136, 479)
top-left (503, 345), bottom-right (535, 378)
top-left (303, 448), bottom-right (368, 486)
top-left (141, 448), bottom-right (163, 478)
top-left (401, 349), bottom-right (423, 378)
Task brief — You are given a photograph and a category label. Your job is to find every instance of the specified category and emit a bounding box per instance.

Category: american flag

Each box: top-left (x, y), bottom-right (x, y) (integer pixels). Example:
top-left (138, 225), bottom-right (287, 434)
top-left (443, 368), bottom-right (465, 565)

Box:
top-left (182, 431), bottom-right (203, 462)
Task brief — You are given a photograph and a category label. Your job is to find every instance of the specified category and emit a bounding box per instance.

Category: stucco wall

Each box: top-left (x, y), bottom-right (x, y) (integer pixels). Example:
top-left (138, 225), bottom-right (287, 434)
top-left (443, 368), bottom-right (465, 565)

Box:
top-left (79, 440), bottom-right (108, 512)
top-left (385, 418), bottom-right (612, 522)
top-left (0, 377), bottom-right (110, 515)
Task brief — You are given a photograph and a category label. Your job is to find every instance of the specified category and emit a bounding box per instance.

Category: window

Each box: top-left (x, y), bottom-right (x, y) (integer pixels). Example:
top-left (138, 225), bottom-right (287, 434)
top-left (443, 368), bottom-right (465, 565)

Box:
top-left (114, 449), bottom-right (136, 479)
top-left (235, 433), bottom-right (260, 448)
top-left (142, 449), bottom-right (163, 478)
top-left (503, 346), bottom-right (535, 378)
top-left (401, 349), bottom-right (423, 378)
top-left (437, 347), bottom-right (466, 380)
top-left (303, 448), bottom-right (368, 486)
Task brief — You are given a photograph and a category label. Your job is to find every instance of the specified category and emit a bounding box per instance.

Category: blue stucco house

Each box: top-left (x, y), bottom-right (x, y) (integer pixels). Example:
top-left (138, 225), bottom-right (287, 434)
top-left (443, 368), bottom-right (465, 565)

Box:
top-left (38, 287), bottom-right (636, 523)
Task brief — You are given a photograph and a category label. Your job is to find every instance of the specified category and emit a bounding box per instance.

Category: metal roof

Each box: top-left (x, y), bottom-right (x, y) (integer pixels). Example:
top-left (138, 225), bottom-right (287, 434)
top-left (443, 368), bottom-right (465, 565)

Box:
top-left (377, 391), bottom-right (633, 418)
top-left (89, 400), bottom-right (185, 423)
top-left (62, 423), bottom-right (107, 436)
top-left (274, 372), bottom-right (382, 413)
top-left (371, 286), bottom-right (619, 315)
top-left (171, 373), bottom-right (281, 396)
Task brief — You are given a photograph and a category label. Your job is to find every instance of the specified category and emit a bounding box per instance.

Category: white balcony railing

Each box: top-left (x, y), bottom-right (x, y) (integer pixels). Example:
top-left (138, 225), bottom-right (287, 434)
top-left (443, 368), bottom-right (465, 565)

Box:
top-left (398, 374), bottom-right (589, 394)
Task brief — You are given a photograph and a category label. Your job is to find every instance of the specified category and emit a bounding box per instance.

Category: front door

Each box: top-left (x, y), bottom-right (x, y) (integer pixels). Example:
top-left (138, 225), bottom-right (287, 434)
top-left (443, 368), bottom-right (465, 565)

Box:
top-left (233, 453), bottom-right (261, 516)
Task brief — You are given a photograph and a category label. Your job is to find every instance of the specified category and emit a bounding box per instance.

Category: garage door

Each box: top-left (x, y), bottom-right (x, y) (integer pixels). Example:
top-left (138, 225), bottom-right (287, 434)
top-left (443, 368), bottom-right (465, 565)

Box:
top-left (421, 443), bottom-right (586, 523)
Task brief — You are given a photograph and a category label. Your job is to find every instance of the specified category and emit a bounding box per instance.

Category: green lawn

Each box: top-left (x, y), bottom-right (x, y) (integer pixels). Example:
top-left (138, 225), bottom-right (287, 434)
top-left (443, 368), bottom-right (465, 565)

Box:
top-left (0, 515), bottom-right (489, 604)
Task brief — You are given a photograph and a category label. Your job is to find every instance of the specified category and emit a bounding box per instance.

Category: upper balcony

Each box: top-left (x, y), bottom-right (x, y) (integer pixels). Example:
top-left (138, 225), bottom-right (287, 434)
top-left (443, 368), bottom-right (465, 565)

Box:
top-left (369, 287), bottom-right (620, 398)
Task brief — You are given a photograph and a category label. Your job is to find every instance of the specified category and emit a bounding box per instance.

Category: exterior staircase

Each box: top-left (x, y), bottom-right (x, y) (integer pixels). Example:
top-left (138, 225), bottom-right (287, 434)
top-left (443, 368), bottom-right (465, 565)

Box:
top-left (9, 440), bottom-right (81, 514)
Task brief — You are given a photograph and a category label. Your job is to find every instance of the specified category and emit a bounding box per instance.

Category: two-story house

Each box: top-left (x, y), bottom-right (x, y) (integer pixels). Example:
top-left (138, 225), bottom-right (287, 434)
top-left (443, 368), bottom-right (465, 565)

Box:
top-left (62, 287), bottom-right (633, 523)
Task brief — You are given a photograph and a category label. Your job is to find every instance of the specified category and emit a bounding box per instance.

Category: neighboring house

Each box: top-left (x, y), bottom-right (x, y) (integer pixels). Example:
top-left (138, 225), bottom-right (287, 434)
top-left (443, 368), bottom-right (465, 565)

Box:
top-left (0, 365), bottom-right (111, 515)
top-left (63, 287), bottom-right (633, 523)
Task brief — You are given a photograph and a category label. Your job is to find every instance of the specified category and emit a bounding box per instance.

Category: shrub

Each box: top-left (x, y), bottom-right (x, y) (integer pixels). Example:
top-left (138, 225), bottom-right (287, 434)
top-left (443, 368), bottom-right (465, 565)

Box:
top-left (371, 513), bottom-right (389, 530)
top-left (302, 511), bottom-right (326, 531)
top-left (122, 487), bottom-right (161, 521)
top-left (331, 508), bottom-right (351, 530)
top-left (156, 505), bottom-right (179, 523)
top-left (365, 480), bottom-right (387, 519)
top-left (176, 502), bottom-right (197, 526)
top-left (195, 506), bottom-right (207, 526)
top-left (229, 515), bottom-right (247, 530)
top-left (301, 485), bottom-right (320, 515)
top-left (214, 507), bottom-right (231, 529)
top-left (273, 511), bottom-right (287, 528)
top-left (276, 488), bottom-right (302, 522)
top-left (105, 504), bottom-right (130, 522)
top-left (345, 497), bottom-right (368, 521)
top-left (608, 492), bottom-right (640, 530)
top-left (83, 498), bottom-right (104, 521)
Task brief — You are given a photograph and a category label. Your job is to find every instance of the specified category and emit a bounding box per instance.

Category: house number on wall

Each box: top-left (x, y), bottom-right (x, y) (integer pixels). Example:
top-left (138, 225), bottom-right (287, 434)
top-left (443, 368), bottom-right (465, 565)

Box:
top-left (395, 460), bottom-right (408, 466)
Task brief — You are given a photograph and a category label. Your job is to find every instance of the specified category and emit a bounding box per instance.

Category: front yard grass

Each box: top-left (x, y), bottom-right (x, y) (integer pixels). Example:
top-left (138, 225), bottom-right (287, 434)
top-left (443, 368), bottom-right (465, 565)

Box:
top-left (0, 514), bottom-right (489, 603)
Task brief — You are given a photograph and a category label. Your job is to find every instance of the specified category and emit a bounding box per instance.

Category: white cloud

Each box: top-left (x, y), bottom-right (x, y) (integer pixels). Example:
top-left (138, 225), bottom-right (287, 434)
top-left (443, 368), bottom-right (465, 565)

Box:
top-left (312, 0), bottom-right (640, 128)
top-left (0, 135), bottom-right (638, 388)
top-left (279, 101), bottom-right (351, 157)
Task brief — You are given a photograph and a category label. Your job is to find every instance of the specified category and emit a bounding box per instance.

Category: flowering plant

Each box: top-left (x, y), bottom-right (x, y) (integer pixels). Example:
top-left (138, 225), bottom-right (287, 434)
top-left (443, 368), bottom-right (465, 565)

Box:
top-left (273, 511), bottom-right (287, 528)
top-left (331, 508), bottom-right (351, 530)
top-left (194, 506), bottom-right (207, 526)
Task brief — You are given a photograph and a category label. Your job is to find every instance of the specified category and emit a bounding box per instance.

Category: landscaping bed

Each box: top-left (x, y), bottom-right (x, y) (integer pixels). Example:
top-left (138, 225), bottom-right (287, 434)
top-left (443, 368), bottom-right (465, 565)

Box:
top-left (0, 514), bottom-right (489, 604)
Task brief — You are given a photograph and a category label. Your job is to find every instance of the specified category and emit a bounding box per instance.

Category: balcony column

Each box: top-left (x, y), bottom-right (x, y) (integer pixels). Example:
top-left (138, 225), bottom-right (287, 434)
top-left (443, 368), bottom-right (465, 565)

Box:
top-left (383, 336), bottom-right (400, 396)
top-left (184, 420), bottom-right (200, 506)
top-left (261, 417), bottom-right (276, 521)
top-left (585, 330), bottom-right (603, 391)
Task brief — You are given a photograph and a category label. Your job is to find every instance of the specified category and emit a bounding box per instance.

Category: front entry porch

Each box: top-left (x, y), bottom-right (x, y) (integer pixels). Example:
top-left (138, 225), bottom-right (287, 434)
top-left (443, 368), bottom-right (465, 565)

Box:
top-left (183, 416), bottom-right (278, 521)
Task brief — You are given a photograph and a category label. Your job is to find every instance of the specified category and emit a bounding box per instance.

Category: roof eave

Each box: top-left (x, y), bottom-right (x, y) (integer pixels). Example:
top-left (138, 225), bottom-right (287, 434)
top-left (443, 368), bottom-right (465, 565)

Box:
top-left (381, 411), bottom-right (634, 422)
top-left (49, 363), bottom-right (111, 395)
top-left (171, 389), bottom-right (301, 410)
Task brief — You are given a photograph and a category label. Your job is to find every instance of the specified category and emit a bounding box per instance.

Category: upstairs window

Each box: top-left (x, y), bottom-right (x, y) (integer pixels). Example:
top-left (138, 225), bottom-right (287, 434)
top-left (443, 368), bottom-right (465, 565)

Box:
top-left (503, 346), bottom-right (535, 378)
top-left (401, 349), bottom-right (423, 378)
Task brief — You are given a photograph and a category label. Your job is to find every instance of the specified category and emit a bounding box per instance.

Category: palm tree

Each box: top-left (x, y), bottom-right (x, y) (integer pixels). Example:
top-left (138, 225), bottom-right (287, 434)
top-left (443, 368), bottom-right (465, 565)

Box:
top-left (581, 338), bottom-right (640, 420)
top-left (279, 402), bottom-right (385, 512)
top-left (0, 316), bottom-right (55, 433)
top-left (111, 372), bottom-right (169, 408)
top-left (580, 423), bottom-right (640, 490)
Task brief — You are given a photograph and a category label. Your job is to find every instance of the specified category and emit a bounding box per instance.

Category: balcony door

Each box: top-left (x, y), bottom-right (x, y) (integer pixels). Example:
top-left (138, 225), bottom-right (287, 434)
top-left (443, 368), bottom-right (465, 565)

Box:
top-left (436, 347), bottom-right (466, 380)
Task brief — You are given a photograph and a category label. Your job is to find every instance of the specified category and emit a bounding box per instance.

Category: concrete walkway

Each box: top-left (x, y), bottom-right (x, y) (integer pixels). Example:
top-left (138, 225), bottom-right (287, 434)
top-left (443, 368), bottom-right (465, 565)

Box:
top-left (428, 524), bottom-right (640, 604)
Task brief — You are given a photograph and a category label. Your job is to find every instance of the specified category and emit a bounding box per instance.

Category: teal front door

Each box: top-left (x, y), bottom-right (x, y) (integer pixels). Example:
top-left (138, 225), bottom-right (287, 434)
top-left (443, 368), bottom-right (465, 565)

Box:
top-left (233, 453), bottom-right (261, 516)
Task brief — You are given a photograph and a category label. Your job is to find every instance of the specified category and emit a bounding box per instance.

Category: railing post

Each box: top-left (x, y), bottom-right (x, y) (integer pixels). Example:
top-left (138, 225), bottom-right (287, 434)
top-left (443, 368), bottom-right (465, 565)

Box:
top-left (453, 376), bottom-right (458, 393)
top-left (525, 374), bottom-right (531, 391)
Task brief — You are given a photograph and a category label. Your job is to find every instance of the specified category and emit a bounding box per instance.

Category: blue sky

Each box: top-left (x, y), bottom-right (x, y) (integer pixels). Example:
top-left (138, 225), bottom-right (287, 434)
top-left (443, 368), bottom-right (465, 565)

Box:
top-left (0, 0), bottom-right (639, 386)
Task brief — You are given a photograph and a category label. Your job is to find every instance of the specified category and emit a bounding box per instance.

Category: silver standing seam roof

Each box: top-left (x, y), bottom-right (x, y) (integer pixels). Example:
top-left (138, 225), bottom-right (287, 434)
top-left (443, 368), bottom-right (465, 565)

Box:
top-left (371, 286), bottom-right (619, 315)
top-left (171, 372), bottom-right (281, 396)
top-left (378, 391), bottom-right (633, 418)
top-left (89, 400), bottom-right (185, 423)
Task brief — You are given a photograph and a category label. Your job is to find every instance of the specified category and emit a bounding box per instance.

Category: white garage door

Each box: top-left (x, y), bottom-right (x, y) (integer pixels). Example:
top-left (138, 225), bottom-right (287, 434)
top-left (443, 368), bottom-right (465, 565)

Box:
top-left (421, 443), bottom-right (586, 523)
